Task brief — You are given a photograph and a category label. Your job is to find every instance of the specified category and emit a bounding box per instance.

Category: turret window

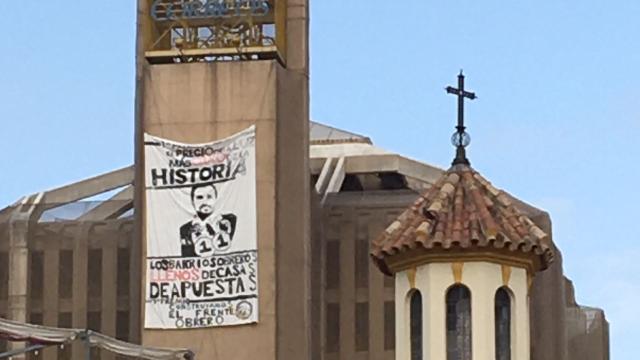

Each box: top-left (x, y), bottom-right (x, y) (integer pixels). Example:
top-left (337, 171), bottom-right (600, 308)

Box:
top-left (446, 285), bottom-right (472, 360)
top-left (495, 287), bottom-right (512, 360)
top-left (409, 290), bottom-right (423, 360)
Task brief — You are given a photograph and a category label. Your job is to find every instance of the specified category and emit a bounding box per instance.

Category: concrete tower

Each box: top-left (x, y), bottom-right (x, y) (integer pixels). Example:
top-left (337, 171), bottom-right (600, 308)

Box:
top-left (133, 1), bottom-right (311, 359)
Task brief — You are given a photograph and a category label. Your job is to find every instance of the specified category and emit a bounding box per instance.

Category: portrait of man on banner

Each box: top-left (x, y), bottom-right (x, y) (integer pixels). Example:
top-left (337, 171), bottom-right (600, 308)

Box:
top-left (180, 183), bottom-right (237, 257)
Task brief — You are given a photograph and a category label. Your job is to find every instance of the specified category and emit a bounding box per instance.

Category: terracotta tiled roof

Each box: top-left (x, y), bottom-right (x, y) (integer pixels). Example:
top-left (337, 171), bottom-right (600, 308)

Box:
top-left (371, 164), bottom-right (554, 274)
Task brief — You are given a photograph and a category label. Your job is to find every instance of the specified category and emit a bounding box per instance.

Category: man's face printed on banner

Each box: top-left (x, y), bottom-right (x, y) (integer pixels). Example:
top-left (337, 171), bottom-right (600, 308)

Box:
top-left (192, 185), bottom-right (216, 218)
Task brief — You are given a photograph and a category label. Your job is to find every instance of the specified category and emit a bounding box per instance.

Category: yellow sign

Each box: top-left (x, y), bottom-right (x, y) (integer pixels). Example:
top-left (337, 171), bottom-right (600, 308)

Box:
top-left (144, 0), bottom-right (286, 64)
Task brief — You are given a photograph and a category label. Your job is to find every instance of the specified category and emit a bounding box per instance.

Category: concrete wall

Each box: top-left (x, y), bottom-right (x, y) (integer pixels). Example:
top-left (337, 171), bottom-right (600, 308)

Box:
top-left (139, 60), bottom-right (276, 357)
top-left (530, 245), bottom-right (568, 360)
top-left (564, 279), bottom-right (610, 360)
top-left (310, 186), bottom-right (324, 360)
top-left (137, 59), bottom-right (310, 360)
top-left (276, 62), bottom-right (311, 360)
top-left (528, 215), bottom-right (608, 360)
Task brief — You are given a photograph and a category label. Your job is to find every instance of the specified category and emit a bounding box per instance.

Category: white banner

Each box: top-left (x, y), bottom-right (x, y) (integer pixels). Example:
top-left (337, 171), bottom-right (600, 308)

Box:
top-left (144, 126), bottom-right (258, 329)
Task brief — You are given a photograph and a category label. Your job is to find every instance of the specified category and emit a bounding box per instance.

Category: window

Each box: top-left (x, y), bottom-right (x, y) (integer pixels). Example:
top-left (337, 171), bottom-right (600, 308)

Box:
top-left (28, 313), bottom-right (43, 360)
top-left (29, 251), bottom-right (44, 300)
top-left (88, 249), bottom-right (103, 297)
top-left (355, 238), bottom-right (369, 288)
top-left (58, 313), bottom-right (72, 360)
top-left (117, 248), bottom-right (130, 297)
top-left (446, 285), bottom-right (472, 360)
top-left (59, 250), bottom-right (73, 299)
top-left (326, 241), bottom-right (340, 289)
top-left (355, 302), bottom-right (369, 351)
top-left (87, 312), bottom-right (102, 359)
top-left (495, 288), bottom-right (512, 360)
top-left (410, 291), bottom-right (422, 360)
top-left (384, 301), bottom-right (395, 350)
top-left (326, 303), bottom-right (340, 353)
top-left (116, 311), bottom-right (130, 342)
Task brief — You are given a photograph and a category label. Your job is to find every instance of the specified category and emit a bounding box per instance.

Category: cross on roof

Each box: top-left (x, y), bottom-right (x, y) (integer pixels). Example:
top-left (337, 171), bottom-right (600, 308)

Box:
top-left (446, 70), bottom-right (476, 166)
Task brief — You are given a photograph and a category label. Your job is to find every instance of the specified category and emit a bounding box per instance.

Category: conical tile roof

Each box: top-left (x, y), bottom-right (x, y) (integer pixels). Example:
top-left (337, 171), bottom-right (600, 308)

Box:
top-left (371, 164), bottom-right (554, 275)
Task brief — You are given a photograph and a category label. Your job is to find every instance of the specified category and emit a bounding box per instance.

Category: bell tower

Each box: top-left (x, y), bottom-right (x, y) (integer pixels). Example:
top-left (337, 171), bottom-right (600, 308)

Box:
top-left (132, 0), bottom-right (310, 359)
top-left (371, 73), bottom-right (554, 360)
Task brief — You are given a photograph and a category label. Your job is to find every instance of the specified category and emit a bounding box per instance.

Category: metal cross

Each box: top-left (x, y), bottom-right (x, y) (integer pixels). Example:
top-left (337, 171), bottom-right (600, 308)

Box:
top-left (446, 70), bottom-right (476, 166)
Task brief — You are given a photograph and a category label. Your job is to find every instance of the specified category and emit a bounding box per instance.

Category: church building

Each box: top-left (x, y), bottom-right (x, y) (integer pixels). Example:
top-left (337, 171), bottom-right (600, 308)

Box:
top-left (0, 1), bottom-right (609, 360)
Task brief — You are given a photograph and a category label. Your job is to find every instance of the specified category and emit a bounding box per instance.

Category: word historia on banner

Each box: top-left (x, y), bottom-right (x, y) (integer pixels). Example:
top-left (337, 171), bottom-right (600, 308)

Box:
top-left (144, 126), bottom-right (258, 329)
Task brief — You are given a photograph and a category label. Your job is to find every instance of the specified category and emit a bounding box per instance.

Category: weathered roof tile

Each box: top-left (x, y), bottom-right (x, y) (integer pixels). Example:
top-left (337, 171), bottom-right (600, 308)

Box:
top-left (371, 164), bottom-right (554, 274)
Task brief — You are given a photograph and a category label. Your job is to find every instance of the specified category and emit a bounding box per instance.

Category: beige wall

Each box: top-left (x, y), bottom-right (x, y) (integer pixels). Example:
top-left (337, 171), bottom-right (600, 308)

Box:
top-left (275, 63), bottom-right (312, 360)
top-left (395, 262), bottom-right (530, 360)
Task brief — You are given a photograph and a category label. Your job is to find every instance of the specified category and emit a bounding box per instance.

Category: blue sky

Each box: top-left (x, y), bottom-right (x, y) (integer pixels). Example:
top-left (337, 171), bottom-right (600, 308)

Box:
top-left (0, 1), bottom-right (638, 358)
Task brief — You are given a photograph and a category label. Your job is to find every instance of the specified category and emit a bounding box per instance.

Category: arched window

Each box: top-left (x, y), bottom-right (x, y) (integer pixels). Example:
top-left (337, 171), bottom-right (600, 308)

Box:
top-left (410, 291), bottom-right (422, 360)
top-left (495, 287), bottom-right (512, 360)
top-left (446, 285), bottom-right (472, 360)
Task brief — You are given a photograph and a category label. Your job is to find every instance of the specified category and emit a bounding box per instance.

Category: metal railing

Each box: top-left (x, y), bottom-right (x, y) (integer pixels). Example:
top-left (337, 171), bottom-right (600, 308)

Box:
top-left (0, 327), bottom-right (194, 360)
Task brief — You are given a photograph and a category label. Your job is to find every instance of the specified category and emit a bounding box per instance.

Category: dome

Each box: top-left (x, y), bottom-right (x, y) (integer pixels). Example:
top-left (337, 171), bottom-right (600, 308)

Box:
top-left (371, 164), bottom-right (554, 275)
